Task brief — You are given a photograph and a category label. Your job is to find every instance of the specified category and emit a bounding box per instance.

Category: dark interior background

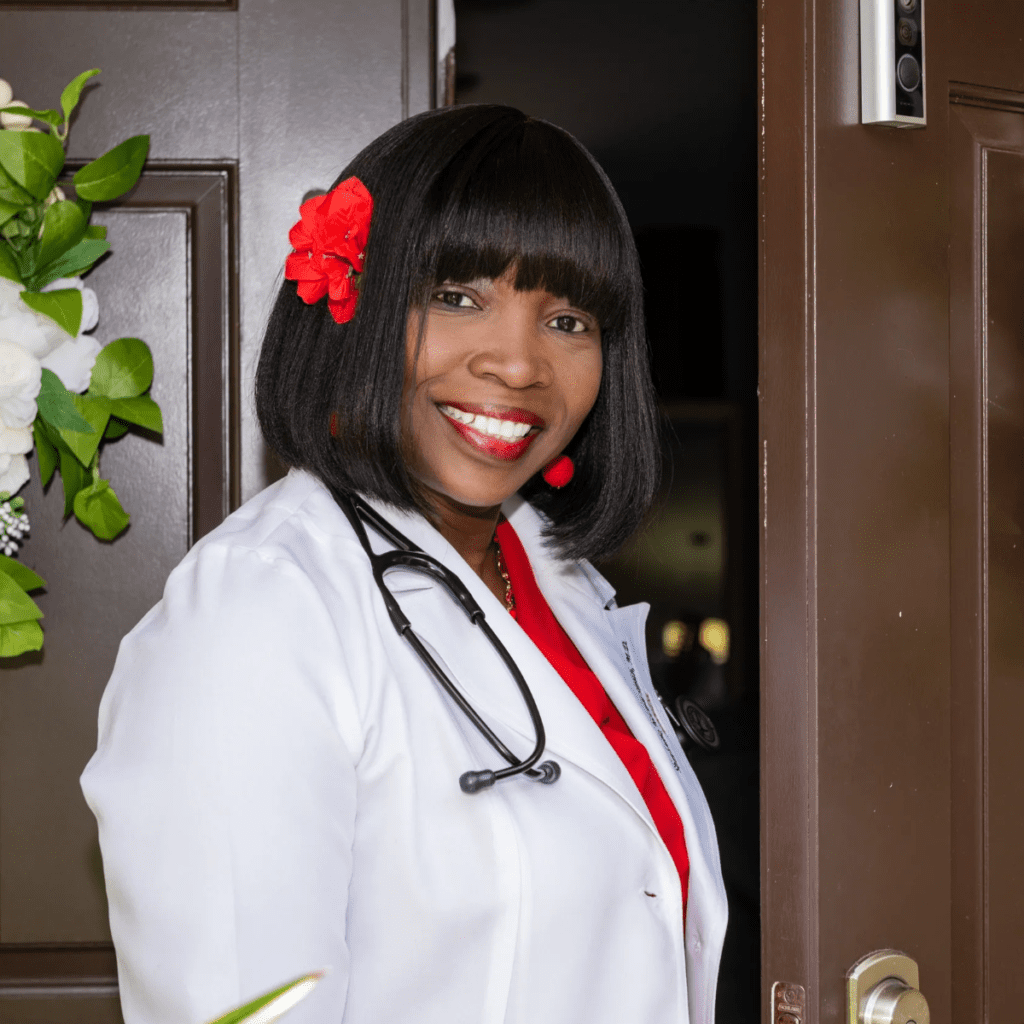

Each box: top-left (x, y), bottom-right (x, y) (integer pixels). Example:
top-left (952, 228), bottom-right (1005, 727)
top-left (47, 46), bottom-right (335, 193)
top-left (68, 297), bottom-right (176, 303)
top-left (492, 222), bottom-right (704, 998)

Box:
top-left (453, 1), bottom-right (760, 1019)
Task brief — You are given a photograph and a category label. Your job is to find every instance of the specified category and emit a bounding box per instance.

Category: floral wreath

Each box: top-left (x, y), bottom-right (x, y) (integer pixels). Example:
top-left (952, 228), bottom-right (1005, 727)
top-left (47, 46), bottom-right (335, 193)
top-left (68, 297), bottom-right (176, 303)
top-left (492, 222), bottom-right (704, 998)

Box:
top-left (284, 177), bottom-right (372, 324)
top-left (0, 69), bottom-right (163, 658)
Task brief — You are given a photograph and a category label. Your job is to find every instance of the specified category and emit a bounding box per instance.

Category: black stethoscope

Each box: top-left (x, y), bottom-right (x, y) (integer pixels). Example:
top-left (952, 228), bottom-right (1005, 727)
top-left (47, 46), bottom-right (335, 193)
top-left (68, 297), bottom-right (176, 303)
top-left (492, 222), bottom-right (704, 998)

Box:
top-left (333, 489), bottom-right (561, 794)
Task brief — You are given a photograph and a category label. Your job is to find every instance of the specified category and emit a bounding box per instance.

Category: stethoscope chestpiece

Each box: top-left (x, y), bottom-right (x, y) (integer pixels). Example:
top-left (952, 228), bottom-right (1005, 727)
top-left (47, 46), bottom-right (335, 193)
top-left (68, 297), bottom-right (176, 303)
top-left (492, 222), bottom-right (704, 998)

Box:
top-left (671, 697), bottom-right (720, 753)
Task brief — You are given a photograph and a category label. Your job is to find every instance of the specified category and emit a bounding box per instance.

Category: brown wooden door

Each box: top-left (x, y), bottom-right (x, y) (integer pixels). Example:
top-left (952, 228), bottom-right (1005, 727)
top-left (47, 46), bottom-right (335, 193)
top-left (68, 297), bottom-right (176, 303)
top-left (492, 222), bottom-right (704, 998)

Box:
top-left (760, 1), bottom-right (1024, 1021)
top-left (0, 3), bottom-right (435, 1021)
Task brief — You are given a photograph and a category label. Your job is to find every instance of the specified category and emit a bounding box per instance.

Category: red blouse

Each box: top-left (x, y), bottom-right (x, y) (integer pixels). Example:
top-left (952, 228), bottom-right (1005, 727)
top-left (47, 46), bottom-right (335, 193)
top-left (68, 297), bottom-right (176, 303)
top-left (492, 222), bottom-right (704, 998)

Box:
top-left (495, 520), bottom-right (689, 917)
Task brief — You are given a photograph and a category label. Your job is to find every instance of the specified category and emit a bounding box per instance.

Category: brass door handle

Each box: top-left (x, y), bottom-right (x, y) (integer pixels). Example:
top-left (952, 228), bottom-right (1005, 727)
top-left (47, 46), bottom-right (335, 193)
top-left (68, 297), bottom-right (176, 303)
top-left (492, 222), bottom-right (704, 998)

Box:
top-left (847, 950), bottom-right (930, 1024)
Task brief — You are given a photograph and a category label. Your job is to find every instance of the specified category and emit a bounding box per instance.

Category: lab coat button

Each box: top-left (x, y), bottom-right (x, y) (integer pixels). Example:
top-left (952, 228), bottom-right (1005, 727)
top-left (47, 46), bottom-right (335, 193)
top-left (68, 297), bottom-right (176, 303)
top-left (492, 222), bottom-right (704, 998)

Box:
top-left (690, 933), bottom-right (702, 953)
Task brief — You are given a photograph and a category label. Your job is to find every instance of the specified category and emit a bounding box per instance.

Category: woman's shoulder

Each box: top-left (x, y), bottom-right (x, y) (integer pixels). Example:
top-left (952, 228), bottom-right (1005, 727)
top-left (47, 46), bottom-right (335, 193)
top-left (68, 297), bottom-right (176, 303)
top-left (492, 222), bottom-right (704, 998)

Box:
top-left (167, 468), bottom-right (363, 584)
top-left (193, 468), bottom-right (354, 561)
top-left (129, 470), bottom-right (373, 653)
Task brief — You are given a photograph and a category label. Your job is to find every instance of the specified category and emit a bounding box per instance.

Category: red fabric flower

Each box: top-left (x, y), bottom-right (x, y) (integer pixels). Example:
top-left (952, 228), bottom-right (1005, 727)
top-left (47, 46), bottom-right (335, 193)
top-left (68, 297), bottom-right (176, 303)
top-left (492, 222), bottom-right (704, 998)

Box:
top-left (284, 177), bottom-right (373, 324)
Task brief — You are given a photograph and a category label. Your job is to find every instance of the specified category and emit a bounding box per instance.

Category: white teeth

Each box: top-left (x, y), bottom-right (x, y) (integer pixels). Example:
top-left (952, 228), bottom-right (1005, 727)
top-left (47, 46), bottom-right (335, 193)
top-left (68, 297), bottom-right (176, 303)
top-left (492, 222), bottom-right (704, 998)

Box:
top-left (438, 404), bottom-right (533, 441)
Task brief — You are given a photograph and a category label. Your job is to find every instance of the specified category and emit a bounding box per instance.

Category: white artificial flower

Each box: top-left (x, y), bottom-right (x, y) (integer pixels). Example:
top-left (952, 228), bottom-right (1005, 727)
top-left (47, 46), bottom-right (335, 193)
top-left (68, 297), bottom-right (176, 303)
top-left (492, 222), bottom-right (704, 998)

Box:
top-left (0, 339), bottom-right (42, 429)
top-left (42, 277), bottom-right (99, 333)
top-left (0, 419), bottom-right (32, 456)
top-left (0, 453), bottom-right (29, 496)
top-left (0, 100), bottom-right (32, 130)
top-left (0, 272), bottom-right (102, 380)
top-left (0, 277), bottom-right (24, 309)
top-left (0, 302), bottom-right (64, 358)
top-left (0, 79), bottom-right (13, 109)
top-left (41, 333), bottom-right (100, 393)
top-left (80, 287), bottom-right (99, 332)
top-left (43, 277), bottom-right (84, 292)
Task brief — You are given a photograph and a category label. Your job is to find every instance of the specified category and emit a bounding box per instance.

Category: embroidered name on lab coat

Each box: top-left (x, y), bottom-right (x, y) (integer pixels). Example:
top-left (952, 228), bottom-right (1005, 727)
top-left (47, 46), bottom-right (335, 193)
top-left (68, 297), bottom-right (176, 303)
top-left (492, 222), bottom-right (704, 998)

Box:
top-left (619, 640), bottom-right (680, 771)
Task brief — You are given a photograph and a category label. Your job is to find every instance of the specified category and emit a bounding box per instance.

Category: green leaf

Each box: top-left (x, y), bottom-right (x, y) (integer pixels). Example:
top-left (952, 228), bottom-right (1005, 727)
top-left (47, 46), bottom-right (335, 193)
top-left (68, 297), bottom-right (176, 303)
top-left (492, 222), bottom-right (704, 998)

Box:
top-left (0, 163), bottom-right (34, 208)
top-left (73, 478), bottom-right (129, 541)
top-left (0, 200), bottom-right (19, 230)
top-left (21, 288), bottom-right (82, 338)
top-left (90, 337), bottom-right (153, 398)
top-left (37, 368), bottom-right (93, 431)
top-left (0, 130), bottom-right (65, 200)
top-left (207, 972), bottom-right (323, 1024)
top-left (56, 392), bottom-right (110, 467)
top-left (84, 224), bottom-right (106, 240)
top-left (103, 417), bottom-right (129, 440)
top-left (0, 243), bottom-right (20, 283)
top-left (0, 554), bottom-right (45, 592)
top-left (35, 199), bottom-right (87, 272)
top-left (0, 566), bottom-right (44, 625)
top-left (30, 237), bottom-right (109, 290)
top-left (109, 395), bottom-right (162, 433)
top-left (72, 135), bottom-right (149, 202)
top-left (56, 435), bottom-right (90, 517)
top-left (60, 69), bottom-right (101, 126)
top-left (0, 619), bottom-right (43, 657)
top-left (2, 105), bottom-right (62, 129)
top-left (32, 419), bottom-right (58, 486)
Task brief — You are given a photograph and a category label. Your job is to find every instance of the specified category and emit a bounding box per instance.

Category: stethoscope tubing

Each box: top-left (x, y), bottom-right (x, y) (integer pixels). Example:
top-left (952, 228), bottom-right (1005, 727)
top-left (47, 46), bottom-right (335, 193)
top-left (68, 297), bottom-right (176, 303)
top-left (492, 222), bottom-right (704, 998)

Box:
top-left (332, 489), bottom-right (560, 793)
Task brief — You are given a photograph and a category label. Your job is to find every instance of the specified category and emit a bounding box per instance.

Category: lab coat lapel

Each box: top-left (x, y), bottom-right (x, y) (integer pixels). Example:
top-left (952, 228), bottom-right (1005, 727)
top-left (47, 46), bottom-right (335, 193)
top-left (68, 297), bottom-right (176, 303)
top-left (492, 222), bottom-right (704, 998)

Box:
top-left (356, 496), bottom-right (655, 825)
top-left (506, 498), bottom-right (728, 954)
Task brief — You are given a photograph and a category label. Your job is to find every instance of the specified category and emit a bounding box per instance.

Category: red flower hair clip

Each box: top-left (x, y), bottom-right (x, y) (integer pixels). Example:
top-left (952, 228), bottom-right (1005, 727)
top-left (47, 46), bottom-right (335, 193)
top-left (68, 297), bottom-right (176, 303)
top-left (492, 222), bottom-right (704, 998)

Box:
top-left (284, 177), bottom-right (373, 324)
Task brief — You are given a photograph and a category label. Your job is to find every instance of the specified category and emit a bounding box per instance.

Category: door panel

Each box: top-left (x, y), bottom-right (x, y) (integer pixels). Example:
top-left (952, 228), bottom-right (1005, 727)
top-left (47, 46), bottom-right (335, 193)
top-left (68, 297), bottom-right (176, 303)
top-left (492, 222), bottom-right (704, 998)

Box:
top-left (949, 93), bottom-right (1024, 1024)
top-left (0, 2), bottom-right (434, 1019)
top-left (1, 172), bottom-right (231, 949)
top-left (984, 141), bottom-right (1024, 1024)
top-left (762, 1), bottom-right (1024, 1021)
top-left (761, 0), bottom-right (952, 1014)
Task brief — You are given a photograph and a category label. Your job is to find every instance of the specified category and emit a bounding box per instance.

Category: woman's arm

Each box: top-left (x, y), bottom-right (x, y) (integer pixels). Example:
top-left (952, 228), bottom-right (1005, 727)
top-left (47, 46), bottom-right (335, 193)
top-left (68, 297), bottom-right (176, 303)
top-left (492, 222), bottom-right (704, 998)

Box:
top-left (81, 541), bottom-right (362, 1024)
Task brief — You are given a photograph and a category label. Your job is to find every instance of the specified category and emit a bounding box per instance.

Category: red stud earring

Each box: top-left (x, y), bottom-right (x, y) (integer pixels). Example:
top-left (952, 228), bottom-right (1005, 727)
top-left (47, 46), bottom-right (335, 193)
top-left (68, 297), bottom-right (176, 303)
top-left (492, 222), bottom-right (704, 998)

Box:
top-left (542, 454), bottom-right (574, 488)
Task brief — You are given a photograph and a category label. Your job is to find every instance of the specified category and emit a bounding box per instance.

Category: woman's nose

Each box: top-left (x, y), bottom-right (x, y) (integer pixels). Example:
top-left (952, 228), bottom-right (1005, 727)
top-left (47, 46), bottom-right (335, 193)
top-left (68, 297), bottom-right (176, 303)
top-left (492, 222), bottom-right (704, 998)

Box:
top-left (466, 314), bottom-right (551, 389)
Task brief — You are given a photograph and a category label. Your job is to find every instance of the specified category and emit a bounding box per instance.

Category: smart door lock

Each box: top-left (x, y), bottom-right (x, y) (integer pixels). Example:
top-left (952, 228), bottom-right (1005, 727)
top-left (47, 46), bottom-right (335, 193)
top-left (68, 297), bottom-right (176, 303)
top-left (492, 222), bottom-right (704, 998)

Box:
top-left (861, 0), bottom-right (926, 127)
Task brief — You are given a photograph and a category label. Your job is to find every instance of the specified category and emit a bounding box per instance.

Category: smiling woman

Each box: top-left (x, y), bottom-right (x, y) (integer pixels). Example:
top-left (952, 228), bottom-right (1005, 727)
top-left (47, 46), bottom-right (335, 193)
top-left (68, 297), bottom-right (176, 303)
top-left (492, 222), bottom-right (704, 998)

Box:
top-left (80, 105), bottom-right (728, 1024)
top-left (255, 105), bottom-right (658, 561)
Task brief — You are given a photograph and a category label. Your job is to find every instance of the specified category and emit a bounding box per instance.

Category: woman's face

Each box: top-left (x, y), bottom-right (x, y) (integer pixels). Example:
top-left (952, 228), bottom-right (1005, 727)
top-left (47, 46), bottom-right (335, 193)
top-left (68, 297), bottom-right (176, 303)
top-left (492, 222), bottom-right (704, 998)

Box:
top-left (402, 268), bottom-right (603, 511)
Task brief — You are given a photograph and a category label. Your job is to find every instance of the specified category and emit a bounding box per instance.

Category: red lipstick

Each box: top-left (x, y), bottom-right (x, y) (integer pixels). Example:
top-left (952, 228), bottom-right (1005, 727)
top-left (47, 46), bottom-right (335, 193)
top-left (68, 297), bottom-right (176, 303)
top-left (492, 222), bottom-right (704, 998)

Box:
top-left (437, 402), bottom-right (543, 462)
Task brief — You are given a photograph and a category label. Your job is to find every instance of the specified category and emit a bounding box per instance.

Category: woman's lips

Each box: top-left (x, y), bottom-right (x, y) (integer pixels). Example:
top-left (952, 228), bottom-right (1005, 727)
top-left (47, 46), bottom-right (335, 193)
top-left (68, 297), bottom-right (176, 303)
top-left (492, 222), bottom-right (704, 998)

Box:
top-left (437, 402), bottom-right (543, 462)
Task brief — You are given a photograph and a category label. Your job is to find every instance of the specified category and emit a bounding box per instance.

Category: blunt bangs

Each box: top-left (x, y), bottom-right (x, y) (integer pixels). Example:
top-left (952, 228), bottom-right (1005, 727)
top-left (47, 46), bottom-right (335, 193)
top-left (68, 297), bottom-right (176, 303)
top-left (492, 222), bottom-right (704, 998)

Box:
top-left (256, 104), bottom-right (660, 563)
top-left (417, 119), bottom-right (632, 332)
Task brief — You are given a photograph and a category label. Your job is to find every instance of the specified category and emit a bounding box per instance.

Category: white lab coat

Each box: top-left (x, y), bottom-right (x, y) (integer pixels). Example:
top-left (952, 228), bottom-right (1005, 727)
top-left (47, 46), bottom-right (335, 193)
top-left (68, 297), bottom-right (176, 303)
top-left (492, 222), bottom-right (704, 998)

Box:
top-left (81, 469), bottom-right (727, 1024)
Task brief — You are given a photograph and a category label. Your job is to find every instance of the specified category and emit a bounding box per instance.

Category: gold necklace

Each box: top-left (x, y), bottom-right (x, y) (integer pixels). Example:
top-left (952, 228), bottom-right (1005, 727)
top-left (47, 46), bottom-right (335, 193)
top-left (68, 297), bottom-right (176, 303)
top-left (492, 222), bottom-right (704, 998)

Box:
top-left (493, 538), bottom-right (515, 614)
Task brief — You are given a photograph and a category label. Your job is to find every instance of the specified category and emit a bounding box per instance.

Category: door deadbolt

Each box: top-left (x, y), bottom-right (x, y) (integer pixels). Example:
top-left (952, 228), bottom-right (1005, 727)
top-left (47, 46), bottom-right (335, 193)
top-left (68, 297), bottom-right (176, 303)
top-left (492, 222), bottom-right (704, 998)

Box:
top-left (847, 950), bottom-right (930, 1024)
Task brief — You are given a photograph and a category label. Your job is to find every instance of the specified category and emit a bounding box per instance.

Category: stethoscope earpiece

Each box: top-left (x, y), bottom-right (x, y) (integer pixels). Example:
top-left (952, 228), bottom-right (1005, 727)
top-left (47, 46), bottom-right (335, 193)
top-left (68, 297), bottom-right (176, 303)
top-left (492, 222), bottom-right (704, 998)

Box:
top-left (460, 770), bottom-right (496, 794)
top-left (460, 758), bottom-right (560, 794)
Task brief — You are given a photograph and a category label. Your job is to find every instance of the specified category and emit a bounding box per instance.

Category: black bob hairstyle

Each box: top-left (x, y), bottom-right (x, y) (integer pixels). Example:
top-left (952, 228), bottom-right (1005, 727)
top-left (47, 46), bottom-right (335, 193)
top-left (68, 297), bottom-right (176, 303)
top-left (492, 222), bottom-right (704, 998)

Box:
top-left (256, 104), bottom-right (659, 562)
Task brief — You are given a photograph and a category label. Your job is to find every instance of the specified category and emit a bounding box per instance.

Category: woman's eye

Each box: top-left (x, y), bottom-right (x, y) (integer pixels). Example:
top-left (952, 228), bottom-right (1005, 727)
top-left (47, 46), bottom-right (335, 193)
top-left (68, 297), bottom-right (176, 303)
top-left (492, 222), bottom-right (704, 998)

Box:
top-left (435, 290), bottom-right (477, 309)
top-left (549, 314), bottom-right (589, 334)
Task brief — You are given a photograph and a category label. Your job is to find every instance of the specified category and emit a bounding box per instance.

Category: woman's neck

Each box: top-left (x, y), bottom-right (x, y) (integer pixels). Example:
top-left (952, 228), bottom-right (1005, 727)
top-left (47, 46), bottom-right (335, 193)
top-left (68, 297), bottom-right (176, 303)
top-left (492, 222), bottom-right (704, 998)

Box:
top-left (422, 490), bottom-right (508, 605)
